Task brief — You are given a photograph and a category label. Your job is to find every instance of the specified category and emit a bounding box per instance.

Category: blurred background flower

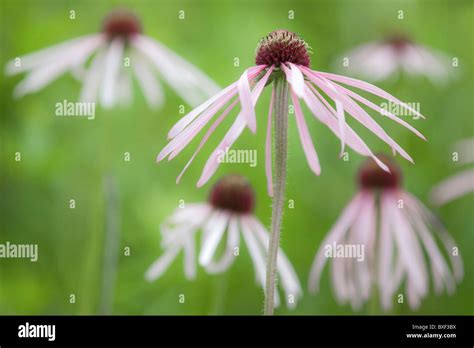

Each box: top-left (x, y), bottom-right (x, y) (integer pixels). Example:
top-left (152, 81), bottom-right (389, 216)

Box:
top-left (145, 175), bottom-right (302, 309)
top-left (308, 156), bottom-right (463, 312)
top-left (430, 138), bottom-right (474, 206)
top-left (5, 8), bottom-right (219, 109)
top-left (337, 33), bottom-right (454, 84)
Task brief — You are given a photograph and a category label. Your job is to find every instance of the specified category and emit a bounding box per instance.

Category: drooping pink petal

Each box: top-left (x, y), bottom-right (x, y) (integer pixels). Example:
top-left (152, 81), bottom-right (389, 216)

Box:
top-left (265, 86), bottom-right (275, 197)
top-left (239, 217), bottom-right (266, 286)
top-left (196, 67), bottom-right (274, 187)
top-left (142, 36), bottom-right (221, 97)
top-left (182, 233), bottom-right (197, 280)
top-left (333, 90), bottom-right (346, 157)
top-left (303, 70), bottom-right (414, 163)
top-left (238, 67), bottom-right (257, 133)
top-left (166, 83), bottom-right (240, 141)
top-left (331, 249), bottom-right (350, 303)
top-left (308, 192), bottom-right (365, 293)
top-left (100, 38), bottom-right (124, 108)
top-left (205, 215), bottom-right (240, 274)
top-left (291, 91), bottom-right (321, 175)
top-left (404, 193), bottom-right (464, 282)
top-left (348, 192), bottom-right (375, 302)
top-left (131, 35), bottom-right (221, 106)
top-left (80, 48), bottom-right (106, 103)
top-left (430, 168), bottom-right (474, 206)
top-left (6, 34), bottom-right (105, 75)
top-left (303, 82), bottom-right (390, 172)
top-left (288, 63), bottom-right (305, 98)
top-left (145, 245), bottom-right (182, 281)
top-left (384, 191), bottom-right (428, 297)
top-left (378, 193), bottom-right (397, 310)
top-left (288, 64), bottom-right (347, 156)
top-left (250, 216), bottom-right (303, 308)
top-left (163, 65), bottom-right (266, 139)
top-left (406, 279), bottom-right (422, 310)
top-left (345, 256), bottom-right (363, 311)
top-left (166, 203), bottom-right (211, 225)
top-left (117, 69), bottom-right (132, 106)
top-left (403, 195), bottom-right (455, 294)
top-left (130, 51), bottom-right (164, 109)
top-left (199, 211), bottom-right (229, 266)
top-left (240, 216), bottom-right (281, 307)
top-left (158, 91), bottom-right (237, 161)
top-left (175, 99), bottom-right (239, 183)
top-left (313, 69), bottom-right (425, 119)
top-left (13, 35), bottom-right (103, 98)
top-left (335, 83), bottom-right (426, 140)
top-left (197, 116), bottom-right (247, 187)
top-left (315, 78), bottom-right (348, 157)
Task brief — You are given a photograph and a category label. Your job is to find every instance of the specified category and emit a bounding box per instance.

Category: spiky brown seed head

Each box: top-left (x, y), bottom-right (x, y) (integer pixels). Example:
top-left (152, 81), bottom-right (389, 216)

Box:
top-left (255, 30), bottom-right (311, 68)
top-left (102, 9), bottom-right (141, 40)
top-left (358, 155), bottom-right (402, 190)
top-left (209, 175), bottom-right (255, 214)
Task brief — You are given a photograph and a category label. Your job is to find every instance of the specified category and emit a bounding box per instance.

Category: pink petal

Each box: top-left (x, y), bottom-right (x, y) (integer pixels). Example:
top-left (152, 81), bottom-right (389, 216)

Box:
top-left (176, 99), bottom-right (239, 183)
top-left (291, 91), bottom-right (321, 175)
top-left (430, 168), bottom-right (474, 206)
top-left (288, 63), bottom-right (305, 97)
top-left (182, 235), bottom-right (197, 280)
top-left (404, 196), bottom-right (454, 294)
top-left (304, 71), bottom-right (414, 163)
top-left (308, 192), bottom-right (365, 293)
top-left (250, 216), bottom-right (303, 305)
top-left (349, 193), bottom-right (375, 302)
top-left (326, 82), bottom-right (346, 157)
top-left (205, 215), bottom-right (240, 274)
top-left (166, 91), bottom-right (237, 161)
top-left (166, 65), bottom-right (266, 139)
top-left (238, 67), bottom-right (257, 133)
top-left (199, 211), bottom-right (229, 266)
top-left (197, 116), bottom-right (246, 187)
top-left (335, 83), bottom-right (426, 141)
top-left (303, 82), bottom-right (390, 172)
top-left (384, 191), bottom-right (428, 297)
top-left (313, 69), bottom-right (425, 119)
top-left (404, 193), bottom-right (464, 283)
top-left (378, 194), bottom-right (397, 310)
top-left (196, 66), bottom-right (274, 187)
top-left (100, 38), bottom-right (124, 108)
top-left (166, 83), bottom-right (239, 140)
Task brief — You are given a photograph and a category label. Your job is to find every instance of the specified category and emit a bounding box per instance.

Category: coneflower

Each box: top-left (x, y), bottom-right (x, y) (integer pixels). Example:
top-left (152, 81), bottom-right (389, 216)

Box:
top-left (309, 156), bottom-right (463, 311)
top-left (158, 29), bottom-right (425, 314)
top-left (339, 33), bottom-right (453, 84)
top-left (5, 9), bottom-right (219, 109)
top-left (145, 175), bottom-right (302, 309)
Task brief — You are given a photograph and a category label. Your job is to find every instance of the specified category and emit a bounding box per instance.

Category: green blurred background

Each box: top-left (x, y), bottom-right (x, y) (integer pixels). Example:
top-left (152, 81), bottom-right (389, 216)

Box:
top-left (0, 0), bottom-right (472, 315)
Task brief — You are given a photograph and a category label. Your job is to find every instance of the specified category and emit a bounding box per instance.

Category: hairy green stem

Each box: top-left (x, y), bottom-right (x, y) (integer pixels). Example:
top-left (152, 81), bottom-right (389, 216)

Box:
top-left (264, 76), bottom-right (289, 315)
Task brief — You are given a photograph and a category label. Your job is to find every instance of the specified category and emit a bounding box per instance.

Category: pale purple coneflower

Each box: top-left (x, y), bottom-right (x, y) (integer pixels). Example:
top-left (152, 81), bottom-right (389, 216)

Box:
top-left (145, 175), bottom-right (302, 309)
top-left (5, 9), bottom-right (219, 109)
top-left (431, 138), bottom-right (474, 205)
top-left (308, 156), bottom-right (463, 312)
top-left (157, 29), bottom-right (425, 314)
top-left (340, 34), bottom-right (453, 84)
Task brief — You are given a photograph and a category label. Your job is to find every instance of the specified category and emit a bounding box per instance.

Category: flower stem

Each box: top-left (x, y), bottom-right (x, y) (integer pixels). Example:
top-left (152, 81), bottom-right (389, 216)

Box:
top-left (98, 175), bottom-right (120, 314)
top-left (264, 75), bottom-right (289, 315)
